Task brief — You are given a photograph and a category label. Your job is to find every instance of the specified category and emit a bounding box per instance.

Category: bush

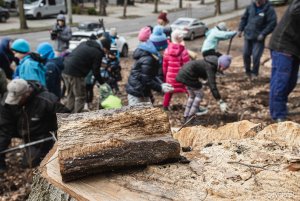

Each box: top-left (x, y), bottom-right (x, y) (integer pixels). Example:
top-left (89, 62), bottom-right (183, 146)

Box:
top-left (87, 7), bottom-right (97, 15)
top-left (0, 0), bottom-right (4, 7)
top-left (72, 5), bottom-right (82, 14)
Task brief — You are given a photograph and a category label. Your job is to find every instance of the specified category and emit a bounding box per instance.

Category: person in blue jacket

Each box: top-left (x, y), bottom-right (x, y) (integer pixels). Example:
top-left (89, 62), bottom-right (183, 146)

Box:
top-left (238, 0), bottom-right (276, 78)
top-left (269, 0), bottom-right (300, 122)
top-left (201, 22), bottom-right (237, 57)
top-left (11, 39), bottom-right (46, 86)
top-left (0, 37), bottom-right (18, 80)
top-left (37, 42), bottom-right (64, 99)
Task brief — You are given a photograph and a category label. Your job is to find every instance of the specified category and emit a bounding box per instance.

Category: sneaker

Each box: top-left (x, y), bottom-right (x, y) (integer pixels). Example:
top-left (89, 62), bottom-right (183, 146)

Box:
top-left (276, 118), bottom-right (286, 123)
top-left (216, 71), bottom-right (226, 77)
top-left (251, 73), bottom-right (258, 80)
top-left (195, 106), bottom-right (208, 116)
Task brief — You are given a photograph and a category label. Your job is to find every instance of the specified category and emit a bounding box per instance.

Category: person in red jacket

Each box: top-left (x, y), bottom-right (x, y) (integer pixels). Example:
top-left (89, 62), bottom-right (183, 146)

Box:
top-left (162, 30), bottom-right (190, 110)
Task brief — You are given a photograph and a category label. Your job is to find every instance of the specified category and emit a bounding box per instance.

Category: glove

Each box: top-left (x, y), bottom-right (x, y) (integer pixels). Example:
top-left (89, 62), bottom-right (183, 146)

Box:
top-left (257, 34), bottom-right (264, 41)
top-left (219, 99), bottom-right (228, 113)
top-left (237, 31), bottom-right (242, 38)
top-left (161, 83), bottom-right (174, 93)
top-left (232, 31), bottom-right (238, 37)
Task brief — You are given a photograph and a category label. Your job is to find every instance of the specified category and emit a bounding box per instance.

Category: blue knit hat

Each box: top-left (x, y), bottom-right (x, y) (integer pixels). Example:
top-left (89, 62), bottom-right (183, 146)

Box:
top-left (37, 42), bottom-right (55, 59)
top-left (149, 26), bottom-right (168, 51)
top-left (11, 39), bottom-right (30, 54)
top-left (218, 55), bottom-right (232, 69)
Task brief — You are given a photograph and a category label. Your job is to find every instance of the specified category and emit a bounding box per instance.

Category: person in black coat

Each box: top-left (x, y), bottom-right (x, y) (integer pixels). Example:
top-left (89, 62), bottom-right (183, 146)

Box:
top-left (269, 0), bottom-right (300, 122)
top-left (238, 0), bottom-right (276, 77)
top-left (176, 55), bottom-right (231, 121)
top-left (0, 79), bottom-right (70, 172)
top-left (62, 35), bottom-right (111, 113)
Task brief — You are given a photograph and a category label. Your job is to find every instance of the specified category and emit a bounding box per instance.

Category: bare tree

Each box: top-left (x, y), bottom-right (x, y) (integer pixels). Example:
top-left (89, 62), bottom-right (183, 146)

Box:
top-left (215, 0), bottom-right (221, 16)
top-left (123, 0), bottom-right (128, 17)
top-left (200, 0), bottom-right (205, 4)
top-left (99, 0), bottom-right (107, 16)
top-left (234, 0), bottom-right (238, 10)
top-left (18, 0), bottom-right (28, 29)
top-left (154, 0), bottom-right (158, 13)
top-left (179, 0), bottom-right (182, 8)
top-left (67, 0), bottom-right (73, 25)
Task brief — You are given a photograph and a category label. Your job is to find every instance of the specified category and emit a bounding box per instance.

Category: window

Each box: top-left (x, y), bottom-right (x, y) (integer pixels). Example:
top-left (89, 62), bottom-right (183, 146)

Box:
top-left (49, 0), bottom-right (56, 6)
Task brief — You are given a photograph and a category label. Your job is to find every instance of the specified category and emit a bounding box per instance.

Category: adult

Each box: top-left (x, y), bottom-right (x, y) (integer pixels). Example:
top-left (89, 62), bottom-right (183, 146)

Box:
top-left (238, 0), bottom-right (276, 77)
top-left (0, 79), bottom-right (70, 172)
top-left (269, 0), bottom-right (300, 122)
top-left (11, 39), bottom-right (46, 86)
top-left (126, 26), bottom-right (173, 106)
top-left (176, 55), bottom-right (232, 121)
top-left (50, 14), bottom-right (72, 56)
top-left (0, 37), bottom-right (17, 79)
top-left (36, 42), bottom-right (64, 98)
top-left (162, 30), bottom-right (190, 110)
top-left (62, 35), bottom-right (111, 113)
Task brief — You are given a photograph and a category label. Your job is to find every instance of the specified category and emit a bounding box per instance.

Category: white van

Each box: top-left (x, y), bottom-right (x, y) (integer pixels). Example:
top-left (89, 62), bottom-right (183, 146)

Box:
top-left (23, 0), bottom-right (66, 19)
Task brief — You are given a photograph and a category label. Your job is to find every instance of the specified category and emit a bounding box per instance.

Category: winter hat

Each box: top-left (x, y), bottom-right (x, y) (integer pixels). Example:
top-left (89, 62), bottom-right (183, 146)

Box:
top-left (57, 14), bottom-right (65, 21)
top-left (171, 29), bottom-right (184, 43)
top-left (11, 39), bottom-right (30, 54)
top-left (157, 11), bottom-right (169, 24)
top-left (149, 26), bottom-right (168, 51)
top-left (138, 26), bottom-right (152, 42)
top-left (218, 55), bottom-right (232, 69)
top-left (36, 42), bottom-right (55, 60)
top-left (5, 79), bottom-right (29, 105)
top-left (217, 22), bottom-right (228, 31)
top-left (110, 28), bottom-right (117, 37)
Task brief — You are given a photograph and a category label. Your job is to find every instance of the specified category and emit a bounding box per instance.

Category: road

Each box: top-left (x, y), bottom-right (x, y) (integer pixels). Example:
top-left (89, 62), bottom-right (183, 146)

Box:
top-left (6, 0), bottom-right (251, 51)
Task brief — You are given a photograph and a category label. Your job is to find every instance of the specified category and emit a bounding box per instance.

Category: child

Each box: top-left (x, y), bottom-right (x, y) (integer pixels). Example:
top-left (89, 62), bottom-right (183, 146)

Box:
top-left (201, 22), bottom-right (237, 57)
top-left (126, 25), bottom-right (173, 106)
top-left (176, 55), bottom-right (232, 122)
top-left (162, 30), bottom-right (190, 110)
top-left (99, 83), bottom-right (122, 109)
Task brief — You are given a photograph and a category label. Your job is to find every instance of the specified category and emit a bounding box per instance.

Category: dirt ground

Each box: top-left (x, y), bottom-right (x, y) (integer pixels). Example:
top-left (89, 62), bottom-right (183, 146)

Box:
top-left (1, 5), bottom-right (298, 201)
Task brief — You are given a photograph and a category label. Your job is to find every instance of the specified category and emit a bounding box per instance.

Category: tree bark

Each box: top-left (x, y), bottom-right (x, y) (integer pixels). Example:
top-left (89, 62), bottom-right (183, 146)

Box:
top-left (123, 0), bottom-right (128, 18)
top-left (215, 0), bottom-right (221, 16)
top-left (99, 0), bottom-right (107, 16)
top-left (57, 104), bottom-right (180, 182)
top-left (67, 0), bottom-right (73, 25)
top-left (18, 0), bottom-right (28, 29)
top-left (200, 0), bottom-right (205, 4)
top-left (179, 0), bottom-right (182, 8)
top-left (234, 0), bottom-right (238, 10)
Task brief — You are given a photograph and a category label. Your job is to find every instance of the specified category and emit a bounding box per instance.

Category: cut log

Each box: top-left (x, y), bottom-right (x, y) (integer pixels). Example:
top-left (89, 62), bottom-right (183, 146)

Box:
top-left (57, 104), bottom-right (180, 182)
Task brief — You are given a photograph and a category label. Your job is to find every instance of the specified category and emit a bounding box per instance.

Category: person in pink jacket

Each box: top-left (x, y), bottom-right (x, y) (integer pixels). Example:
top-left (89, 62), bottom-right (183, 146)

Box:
top-left (163, 30), bottom-right (190, 110)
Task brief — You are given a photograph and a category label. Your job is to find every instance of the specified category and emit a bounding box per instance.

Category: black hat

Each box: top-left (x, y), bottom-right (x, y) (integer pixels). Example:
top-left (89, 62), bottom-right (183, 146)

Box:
top-left (100, 36), bottom-right (111, 50)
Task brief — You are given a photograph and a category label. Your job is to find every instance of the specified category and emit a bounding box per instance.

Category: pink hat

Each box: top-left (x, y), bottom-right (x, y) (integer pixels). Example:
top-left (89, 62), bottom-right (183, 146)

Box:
top-left (138, 26), bottom-right (152, 42)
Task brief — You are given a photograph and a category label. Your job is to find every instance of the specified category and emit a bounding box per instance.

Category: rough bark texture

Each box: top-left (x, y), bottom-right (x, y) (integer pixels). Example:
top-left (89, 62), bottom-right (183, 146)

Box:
top-left (29, 120), bottom-right (300, 200)
top-left (57, 104), bottom-right (180, 182)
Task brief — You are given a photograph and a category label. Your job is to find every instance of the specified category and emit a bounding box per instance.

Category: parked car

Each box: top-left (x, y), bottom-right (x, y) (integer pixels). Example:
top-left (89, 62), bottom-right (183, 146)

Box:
top-left (269, 0), bottom-right (288, 5)
top-left (0, 6), bottom-right (9, 22)
top-left (170, 17), bottom-right (208, 40)
top-left (23, 0), bottom-right (66, 19)
top-left (69, 23), bottom-right (129, 57)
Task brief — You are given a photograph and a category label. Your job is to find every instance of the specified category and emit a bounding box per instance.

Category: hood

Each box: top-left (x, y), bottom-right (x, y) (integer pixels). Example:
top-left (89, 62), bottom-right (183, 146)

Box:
top-left (0, 37), bottom-right (11, 52)
top-left (166, 42), bottom-right (185, 57)
top-left (204, 55), bottom-right (218, 67)
top-left (137, 41), bottom-right (159, 55)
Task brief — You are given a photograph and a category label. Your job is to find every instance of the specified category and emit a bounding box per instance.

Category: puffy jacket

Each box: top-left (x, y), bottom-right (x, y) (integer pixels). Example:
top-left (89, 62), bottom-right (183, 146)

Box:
top-left (45, 57), bottom-right (64, 98)
top-left (52, 24), bottom-right (72, 52)
top-left (269, 0), bottom-right (300, 58)
top-left (201, 27), bottom-right (236, 52)
top-left (126, 41), bottom-right (162, 97)
top-left (0, 81), bottom-right (70, 141)
top-left (63, 40), bottom-right (105, 84)
top-left (239, 1), bottom-right (277, 40)
top-left (0, 37), bottom-right (17, 79)
top-left (14, 54), bottom-right (46, 86)
top-left (163, 41), bottom-right (189, 93)
top-left (176, 56), bottom-right (221, 100)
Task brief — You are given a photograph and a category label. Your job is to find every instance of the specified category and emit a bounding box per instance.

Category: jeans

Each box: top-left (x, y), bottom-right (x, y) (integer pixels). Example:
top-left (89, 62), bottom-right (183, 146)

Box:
top-left (243, 39), bottom-right (265, 75)
top-left (127, 94), bottom-right (151, 106)
top-left (269, 50), bottom-right (300, 120)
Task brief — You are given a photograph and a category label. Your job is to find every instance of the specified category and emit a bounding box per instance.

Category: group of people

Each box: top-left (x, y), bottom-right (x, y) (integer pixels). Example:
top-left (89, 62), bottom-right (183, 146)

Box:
top-left (0, 0), bottom-right (299, 172)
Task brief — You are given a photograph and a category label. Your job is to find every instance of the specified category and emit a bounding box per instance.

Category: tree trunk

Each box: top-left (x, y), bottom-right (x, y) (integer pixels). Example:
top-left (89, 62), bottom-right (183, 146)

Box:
top-left (179, 0), bottom-right (182, 8)
top-left (200, 0), bottom-right (205, 4)
top-left (67, 0), bottom-right (73, 25)
top-left (99, 0), bottom-right (107, 16)
top-left (123, 0), bottom-right (128, 18)
top-left (18, 0), bottom-right (28, 29)
top-left (57, 104), bottom-right (180, 182)
top-left (234, 0), bottom-right (238, 10)
top-left (154, 0), bottom-right (158, 13)
top-left (215, 0), bottom-right (221, 16)
top-left (94, 0), bottom-right (96, 9)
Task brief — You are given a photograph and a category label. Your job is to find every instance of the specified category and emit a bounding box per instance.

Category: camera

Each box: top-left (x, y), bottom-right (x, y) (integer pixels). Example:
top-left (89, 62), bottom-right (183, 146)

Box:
top-left (50, 25), bottom-right (63, 40)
